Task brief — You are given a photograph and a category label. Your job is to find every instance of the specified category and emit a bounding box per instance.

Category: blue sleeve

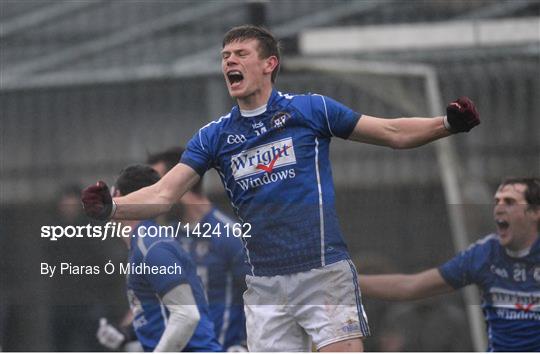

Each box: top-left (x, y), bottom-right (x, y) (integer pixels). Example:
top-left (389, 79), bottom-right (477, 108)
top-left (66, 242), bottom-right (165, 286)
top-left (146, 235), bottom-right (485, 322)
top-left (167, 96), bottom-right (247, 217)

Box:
top-left (180, 127), bottom-right (214, 177)
top-left (438, 244), bottom-right (480, 290)
top-left (310, 94), bottom-right (361, 139)
top-left (144, 242), bottom-right (188, 297)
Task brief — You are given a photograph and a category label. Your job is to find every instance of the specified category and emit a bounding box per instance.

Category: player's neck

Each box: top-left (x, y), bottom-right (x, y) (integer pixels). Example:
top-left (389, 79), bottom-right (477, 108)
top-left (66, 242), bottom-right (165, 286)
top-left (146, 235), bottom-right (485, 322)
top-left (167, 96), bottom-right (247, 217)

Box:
top-left (520, 232), bottom-right (539, 250)
top-left (237, 85), bottom-right (272, 112)
top-left (505, 232), bottom-right (538, 256)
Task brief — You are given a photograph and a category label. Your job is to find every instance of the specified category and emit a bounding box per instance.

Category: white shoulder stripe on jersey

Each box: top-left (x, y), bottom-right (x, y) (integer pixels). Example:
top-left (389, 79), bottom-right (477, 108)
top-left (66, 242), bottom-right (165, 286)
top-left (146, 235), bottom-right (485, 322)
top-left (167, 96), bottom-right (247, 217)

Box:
top-left (478, 233), bottom-right (497, 244)
top-left (466, 233), bottom-right (497, 251)
top-left (313, 94), bottom-right (334, 137)
top-left (197, 113), bottom-right (232, 151)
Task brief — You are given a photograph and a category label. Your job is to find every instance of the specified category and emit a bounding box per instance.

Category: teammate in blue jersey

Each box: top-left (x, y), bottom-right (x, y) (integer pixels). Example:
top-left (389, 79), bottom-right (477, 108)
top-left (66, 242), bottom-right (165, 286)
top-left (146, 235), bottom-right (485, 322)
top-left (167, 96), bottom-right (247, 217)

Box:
top-left (82, 25), bottom-right (480, 351)
top-left (359, 177), bottom-right (540, 352)
top-left (148, 147), bottom-right (248, 351)
top-left (181, 208), bottom-right (248, 351)
top-left (111, 165), bottom-right (222, 352)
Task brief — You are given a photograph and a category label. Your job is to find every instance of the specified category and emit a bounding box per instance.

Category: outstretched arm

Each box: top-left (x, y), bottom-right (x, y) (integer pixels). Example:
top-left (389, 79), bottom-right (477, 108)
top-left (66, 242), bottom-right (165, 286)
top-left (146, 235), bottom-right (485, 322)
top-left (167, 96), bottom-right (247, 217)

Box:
top-left (350, 115), bottom-right (449, 149)
top-left (349, 97), bottom-right (479, 149)
top-left (113, 163), bottom-right (199, 220)
top-left (359, 268), bottom-right (454, 301)
top-left (82, 163), bottom-right (200, 221)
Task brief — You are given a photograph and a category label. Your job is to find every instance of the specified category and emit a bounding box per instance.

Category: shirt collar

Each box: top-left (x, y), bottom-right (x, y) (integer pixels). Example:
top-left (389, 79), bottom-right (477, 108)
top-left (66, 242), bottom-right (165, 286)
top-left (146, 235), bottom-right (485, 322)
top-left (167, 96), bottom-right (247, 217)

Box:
top-left (240, 104), bottom-right (267, 117)
top-left (504, 234), bottom-right (540, 258)
top-left (505, 247), bottom-right (531, 258)
top-left (236, 89), bottom-right (280, 118)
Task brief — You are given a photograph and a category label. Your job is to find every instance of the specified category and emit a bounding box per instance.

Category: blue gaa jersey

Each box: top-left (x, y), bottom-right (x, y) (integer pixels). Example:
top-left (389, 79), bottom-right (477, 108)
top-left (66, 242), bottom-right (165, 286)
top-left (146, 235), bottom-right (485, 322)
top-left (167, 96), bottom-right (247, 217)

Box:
top-left (439, 234), bottom-right (540, 352)
top-left (180, 208), bottom-right (248, 349)
top-left (181, 90), bottom-right (360, 276)
top-left (127, 220), bottom-right (222, 352)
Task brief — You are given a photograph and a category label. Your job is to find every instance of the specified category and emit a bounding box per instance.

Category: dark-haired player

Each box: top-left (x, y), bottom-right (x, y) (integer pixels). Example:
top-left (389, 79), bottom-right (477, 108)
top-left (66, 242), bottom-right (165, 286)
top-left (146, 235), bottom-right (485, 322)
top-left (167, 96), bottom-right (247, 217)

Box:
top-left (359, 177), bottom-right (540, 352)
top-left (83, 25), bottom-right (480, 351)
top-left (97, 149), bottom-right (248, 352)
top-left (111, 165), bottom-right (221, 352)
top-left (148, 147), bottom-right (248, 351)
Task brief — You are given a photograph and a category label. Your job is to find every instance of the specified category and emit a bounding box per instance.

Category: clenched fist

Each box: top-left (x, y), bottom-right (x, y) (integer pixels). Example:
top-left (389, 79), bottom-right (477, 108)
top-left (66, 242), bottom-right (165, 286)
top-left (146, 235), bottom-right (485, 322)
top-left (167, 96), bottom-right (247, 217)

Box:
top-left (444, 96), bottom-right (480, 133)
top-left (81, 181), bottom-right (115, 220)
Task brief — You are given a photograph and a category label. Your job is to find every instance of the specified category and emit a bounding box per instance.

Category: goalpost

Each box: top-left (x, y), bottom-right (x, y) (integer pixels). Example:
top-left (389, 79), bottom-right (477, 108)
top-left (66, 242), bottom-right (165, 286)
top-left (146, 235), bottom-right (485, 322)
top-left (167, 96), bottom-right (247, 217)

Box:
top-left (284, 56), bottom-right (488, 351)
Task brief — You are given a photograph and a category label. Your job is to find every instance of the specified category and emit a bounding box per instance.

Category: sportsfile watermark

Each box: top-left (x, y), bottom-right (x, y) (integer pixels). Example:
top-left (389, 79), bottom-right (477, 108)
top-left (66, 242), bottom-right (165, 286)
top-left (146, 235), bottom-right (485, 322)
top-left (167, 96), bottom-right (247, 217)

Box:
top-left (41, 222), bottom-right (252, 241)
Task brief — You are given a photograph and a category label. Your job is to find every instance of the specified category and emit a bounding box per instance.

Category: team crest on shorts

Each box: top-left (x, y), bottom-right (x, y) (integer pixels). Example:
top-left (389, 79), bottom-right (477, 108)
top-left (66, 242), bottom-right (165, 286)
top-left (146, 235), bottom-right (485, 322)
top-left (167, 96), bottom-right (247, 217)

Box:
top-left (341, 318), bottom-right (360, 334)
top-left (271, 112), bottom-right (291, 130)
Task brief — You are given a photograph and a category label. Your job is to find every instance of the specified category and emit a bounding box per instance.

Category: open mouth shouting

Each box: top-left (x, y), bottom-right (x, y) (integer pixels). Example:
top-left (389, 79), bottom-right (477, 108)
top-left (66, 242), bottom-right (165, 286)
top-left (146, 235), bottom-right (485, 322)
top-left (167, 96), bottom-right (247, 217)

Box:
top-left (227, 70), bottom-right (244, 89)
top-left (495, 218), bottom-right (511, 240)
top-left (495, 219), bottom-right (509, 231)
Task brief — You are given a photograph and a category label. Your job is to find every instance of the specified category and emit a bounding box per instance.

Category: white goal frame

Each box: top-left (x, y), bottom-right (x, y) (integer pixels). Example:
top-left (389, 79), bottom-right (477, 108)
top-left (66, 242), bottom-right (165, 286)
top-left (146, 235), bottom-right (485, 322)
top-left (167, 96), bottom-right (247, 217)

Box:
top-left (284, 57), bottom-right (487, 352)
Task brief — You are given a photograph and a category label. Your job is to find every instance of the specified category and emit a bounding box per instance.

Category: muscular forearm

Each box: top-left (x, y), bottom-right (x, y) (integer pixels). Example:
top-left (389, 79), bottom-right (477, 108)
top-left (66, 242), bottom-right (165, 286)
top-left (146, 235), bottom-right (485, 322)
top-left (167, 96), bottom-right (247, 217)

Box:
top-left (350, 115), bottom-right (451, 149)
top-left (388, 116), bottom-right (450, 149)
top-left (350, 97), bottom-right (478, 149)
top-left (113, 183), bottom-right (173, 220)
top-left (113, 163), bottom-right (199, 220)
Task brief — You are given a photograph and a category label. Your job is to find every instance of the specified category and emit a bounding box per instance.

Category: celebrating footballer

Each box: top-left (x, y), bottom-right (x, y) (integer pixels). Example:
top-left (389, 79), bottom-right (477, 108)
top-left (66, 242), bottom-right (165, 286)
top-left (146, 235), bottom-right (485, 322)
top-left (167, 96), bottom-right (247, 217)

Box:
top-left (82, 25), bottom-right (480, 352)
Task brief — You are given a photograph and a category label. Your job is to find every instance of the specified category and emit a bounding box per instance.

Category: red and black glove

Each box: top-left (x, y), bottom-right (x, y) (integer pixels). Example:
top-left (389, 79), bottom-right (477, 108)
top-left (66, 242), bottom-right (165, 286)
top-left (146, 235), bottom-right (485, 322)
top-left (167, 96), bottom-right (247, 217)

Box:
top-left (444, 96), bottom-right (480, 133)
top-left (81, 181), bottom-right (115, 221)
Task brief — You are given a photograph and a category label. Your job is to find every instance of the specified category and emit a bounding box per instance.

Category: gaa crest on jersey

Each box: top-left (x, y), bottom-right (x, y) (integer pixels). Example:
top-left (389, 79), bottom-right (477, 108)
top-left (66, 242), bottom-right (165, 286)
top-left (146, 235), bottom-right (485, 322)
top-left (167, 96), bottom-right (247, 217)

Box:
top-left (271, 112), bottom-right (291, 130)
top-left (231, 137), bottom-right (296, 180)
top-left (490, 264), bottom-right (509, 278)
top-left (252, 121), bottom-right (264, 129)
top-left (251, 121), bottom-right (267, 136)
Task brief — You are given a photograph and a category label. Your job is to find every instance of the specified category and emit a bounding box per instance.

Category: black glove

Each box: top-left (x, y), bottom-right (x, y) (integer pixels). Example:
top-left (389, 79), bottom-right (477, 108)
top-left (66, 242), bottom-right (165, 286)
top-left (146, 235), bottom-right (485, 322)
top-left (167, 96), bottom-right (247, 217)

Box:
top-left (444, 96), bottom-right (480, 133)
top-left (81, 181), bottom-right (115, 220)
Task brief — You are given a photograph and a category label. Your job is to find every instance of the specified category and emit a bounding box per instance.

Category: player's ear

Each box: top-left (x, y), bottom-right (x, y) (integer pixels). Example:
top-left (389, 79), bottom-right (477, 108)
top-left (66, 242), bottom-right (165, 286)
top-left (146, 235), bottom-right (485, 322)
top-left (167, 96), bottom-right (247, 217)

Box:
top-left (263, 56), bottom-right (278, 76)
top-left (531, 205), bottom-right (540, 219)
top-left (525, 203), bottom-right (540, 225)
